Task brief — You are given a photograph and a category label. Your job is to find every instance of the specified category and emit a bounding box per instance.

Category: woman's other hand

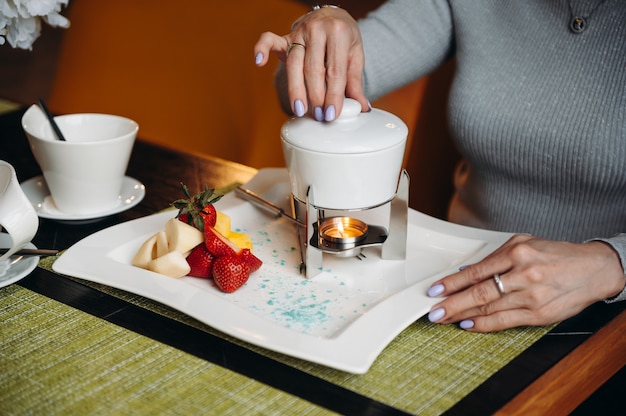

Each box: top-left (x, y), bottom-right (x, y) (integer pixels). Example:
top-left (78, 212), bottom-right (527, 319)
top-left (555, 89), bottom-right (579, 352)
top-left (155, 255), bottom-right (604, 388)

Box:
top-left (254, 6), bottom-right (368, 121)
top-left (427, 235), bottom-right (625, 332)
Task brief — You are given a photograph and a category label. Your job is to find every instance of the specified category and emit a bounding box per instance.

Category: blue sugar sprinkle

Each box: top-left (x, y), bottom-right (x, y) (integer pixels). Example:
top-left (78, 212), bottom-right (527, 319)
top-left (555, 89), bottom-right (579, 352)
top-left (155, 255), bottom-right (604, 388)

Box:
top-left (257, 230), bottom-right (272, 243)
top-left (280, 306), bottom-right (330, 327)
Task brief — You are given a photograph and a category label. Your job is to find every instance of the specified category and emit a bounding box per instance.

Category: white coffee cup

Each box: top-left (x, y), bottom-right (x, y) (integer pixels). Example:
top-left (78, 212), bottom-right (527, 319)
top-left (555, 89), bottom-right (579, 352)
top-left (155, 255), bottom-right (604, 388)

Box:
top-left (0, 161), bottom-right (39, 261)
top-left (21, 105), bottom-right (138, 215)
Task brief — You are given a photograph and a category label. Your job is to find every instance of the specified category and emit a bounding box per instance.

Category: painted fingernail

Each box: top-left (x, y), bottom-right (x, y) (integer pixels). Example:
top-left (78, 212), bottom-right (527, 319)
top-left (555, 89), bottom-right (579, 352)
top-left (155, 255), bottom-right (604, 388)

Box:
top-left (460, 320), bottom-right (475, 330)
top-left (324, 105), bottom-right (336, 121)
top-left (367, 100), bottom-right (372, 112)
top-left (255, 52), bottom-right (263, 65)
top-left (314, 106), bottom-right (324, 122)
top-left (459, 265), bottom-right (469, 271)
top-left (428, 307), bottom-right (445, 322)
top-left (294, 100), bottom-right (305, 117)
top-left (427, 283), bottom-right (445, 297)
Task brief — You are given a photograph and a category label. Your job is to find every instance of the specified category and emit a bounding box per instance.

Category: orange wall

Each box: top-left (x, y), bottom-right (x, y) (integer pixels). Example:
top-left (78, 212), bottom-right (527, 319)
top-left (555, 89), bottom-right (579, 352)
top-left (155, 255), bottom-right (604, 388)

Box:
top-left (48, 1), bottom-right (306, 167)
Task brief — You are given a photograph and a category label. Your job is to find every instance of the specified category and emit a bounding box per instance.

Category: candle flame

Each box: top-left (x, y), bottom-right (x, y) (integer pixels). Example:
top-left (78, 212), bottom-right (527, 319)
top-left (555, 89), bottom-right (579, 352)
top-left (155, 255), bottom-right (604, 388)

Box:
top-left (337, 221), bottom-right (345, 238)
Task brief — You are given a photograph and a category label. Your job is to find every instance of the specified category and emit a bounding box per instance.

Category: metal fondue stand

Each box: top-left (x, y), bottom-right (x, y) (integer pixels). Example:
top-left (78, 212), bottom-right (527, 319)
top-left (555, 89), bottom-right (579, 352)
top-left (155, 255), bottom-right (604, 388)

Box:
top-left (293, 170), bottom-right (409, 279)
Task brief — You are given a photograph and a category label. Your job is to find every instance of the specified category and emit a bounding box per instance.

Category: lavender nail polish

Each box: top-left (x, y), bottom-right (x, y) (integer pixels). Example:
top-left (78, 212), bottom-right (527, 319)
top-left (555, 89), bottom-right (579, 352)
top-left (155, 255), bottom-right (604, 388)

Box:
top-left (459, 265), bottom-right (469, 271)
top-left (314, 106), bottom-right (324, 122)
top-left (460, 320), bottom-right (475, 330)
top-left (255, 52), bottom-right (263, 65)
top-left (294, 100), bottom-right (305, 117)
top-left (427, 283), bottom-right (444, 297)
top-left (428, 307), bottom-right (445, 322)
top-left (324, 105), bottom-right (336, 121)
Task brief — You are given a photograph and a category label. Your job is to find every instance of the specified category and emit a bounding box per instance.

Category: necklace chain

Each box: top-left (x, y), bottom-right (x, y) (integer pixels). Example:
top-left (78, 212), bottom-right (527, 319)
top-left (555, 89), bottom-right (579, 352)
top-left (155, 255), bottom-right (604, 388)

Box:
top-left (566, 0), bottom-right (608, 34)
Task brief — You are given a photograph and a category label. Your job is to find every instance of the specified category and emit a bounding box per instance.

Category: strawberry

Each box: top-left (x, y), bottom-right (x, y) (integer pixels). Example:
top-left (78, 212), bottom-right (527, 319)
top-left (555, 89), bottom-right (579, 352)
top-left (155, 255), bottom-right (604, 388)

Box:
top-left (186, 243), bottom-right (216, 279)
top-left (172, 183), bottom-right (222, 232)
top-left (204, 226), bottom-right (238, 257)
top-left (212, 255), bottom-right (250, 293)
top-left (239, 248), bottom-right (263, 272)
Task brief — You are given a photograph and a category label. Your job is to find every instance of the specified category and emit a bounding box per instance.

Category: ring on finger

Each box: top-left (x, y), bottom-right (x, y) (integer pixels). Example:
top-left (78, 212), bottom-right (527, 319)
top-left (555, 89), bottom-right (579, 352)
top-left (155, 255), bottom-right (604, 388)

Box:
top-left (287, 42), bottom-right (306, 56)
top-left (493, 273), bottom-right (506, 296)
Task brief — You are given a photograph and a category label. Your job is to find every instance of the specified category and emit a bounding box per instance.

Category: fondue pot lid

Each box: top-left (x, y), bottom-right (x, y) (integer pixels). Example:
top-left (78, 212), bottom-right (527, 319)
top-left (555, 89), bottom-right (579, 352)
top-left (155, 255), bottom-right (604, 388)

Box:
top-left (281, 98), bottom-right (408, 154)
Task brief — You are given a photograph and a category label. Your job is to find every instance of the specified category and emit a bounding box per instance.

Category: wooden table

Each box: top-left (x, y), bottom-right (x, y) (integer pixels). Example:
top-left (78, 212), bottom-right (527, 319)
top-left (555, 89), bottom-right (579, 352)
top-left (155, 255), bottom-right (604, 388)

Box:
top-left (1, 108), bottom-right (624, 415)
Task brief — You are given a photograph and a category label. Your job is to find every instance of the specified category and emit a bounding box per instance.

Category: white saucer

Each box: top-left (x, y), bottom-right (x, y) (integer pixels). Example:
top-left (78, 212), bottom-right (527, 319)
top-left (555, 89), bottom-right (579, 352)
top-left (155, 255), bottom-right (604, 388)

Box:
top-left (20, 176), bottom-right (145, 222)
top-left (0, 234), bottom-right (38, 289)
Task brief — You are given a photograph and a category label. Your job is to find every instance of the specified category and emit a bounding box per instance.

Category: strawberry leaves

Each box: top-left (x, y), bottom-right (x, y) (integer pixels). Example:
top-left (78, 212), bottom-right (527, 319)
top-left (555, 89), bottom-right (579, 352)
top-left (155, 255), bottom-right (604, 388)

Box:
top-left (172, 183), bottom-right (222, 232)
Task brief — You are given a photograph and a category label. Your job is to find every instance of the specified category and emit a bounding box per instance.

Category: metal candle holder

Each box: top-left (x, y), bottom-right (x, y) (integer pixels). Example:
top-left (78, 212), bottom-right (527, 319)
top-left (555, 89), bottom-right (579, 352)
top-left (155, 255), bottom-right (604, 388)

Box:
top-left (293, 169), bottom-right (409, 278)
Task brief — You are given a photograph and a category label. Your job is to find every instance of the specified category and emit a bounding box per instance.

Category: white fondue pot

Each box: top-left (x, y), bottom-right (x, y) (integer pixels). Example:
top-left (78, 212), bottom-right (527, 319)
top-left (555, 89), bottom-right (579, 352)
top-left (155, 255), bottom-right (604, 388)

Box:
top-left (281, 98), bottom-right (408, 210)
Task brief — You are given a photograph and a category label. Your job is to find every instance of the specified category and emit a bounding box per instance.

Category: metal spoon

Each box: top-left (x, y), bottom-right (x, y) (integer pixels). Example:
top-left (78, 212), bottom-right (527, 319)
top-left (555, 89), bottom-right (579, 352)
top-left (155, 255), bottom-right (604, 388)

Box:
top-left (37, 98), bottom-right (66, 141)
top-left (234, 186), bottom-right (303, 227)
top-left (0, 248), bottom-right (59, 257)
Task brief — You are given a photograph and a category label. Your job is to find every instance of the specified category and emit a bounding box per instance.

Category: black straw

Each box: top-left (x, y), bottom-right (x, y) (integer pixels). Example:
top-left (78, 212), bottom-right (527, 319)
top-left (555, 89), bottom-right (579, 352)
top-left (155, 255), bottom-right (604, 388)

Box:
top-left (37, 98), bottom-right (66, 141)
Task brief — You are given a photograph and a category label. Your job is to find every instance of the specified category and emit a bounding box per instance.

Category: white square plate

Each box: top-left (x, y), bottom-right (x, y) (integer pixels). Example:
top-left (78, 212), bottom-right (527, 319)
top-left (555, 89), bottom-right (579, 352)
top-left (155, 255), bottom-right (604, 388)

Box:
top-left (54, 168), bottom-right (512, 373)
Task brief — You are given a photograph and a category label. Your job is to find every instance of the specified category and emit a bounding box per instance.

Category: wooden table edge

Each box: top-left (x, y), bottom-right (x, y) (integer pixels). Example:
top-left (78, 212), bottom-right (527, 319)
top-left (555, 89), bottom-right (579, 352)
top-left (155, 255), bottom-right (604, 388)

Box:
top-left (495, 308), bottom-right (626, 415)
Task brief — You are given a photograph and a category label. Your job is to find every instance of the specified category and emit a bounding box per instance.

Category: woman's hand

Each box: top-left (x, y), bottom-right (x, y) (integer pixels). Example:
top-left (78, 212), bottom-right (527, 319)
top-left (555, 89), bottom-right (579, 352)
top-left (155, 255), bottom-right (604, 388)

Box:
top-left (427, 234), bottom-right (625, 332)
top-left (254, 6), bottom-right (368, 121)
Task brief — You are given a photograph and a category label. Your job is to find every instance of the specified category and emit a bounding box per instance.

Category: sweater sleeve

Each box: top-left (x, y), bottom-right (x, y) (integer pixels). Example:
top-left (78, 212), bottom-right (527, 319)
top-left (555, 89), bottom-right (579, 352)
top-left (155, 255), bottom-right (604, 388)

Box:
top-left (590, 234), bottom-right (626, 303)
top-left (359, 0), bottom-right (455, 100)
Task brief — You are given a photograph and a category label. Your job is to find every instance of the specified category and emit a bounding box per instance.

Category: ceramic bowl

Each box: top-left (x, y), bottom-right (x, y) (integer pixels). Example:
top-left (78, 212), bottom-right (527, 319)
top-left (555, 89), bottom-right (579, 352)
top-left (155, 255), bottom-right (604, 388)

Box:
top-left (281, 98), bottom-right (408, 210)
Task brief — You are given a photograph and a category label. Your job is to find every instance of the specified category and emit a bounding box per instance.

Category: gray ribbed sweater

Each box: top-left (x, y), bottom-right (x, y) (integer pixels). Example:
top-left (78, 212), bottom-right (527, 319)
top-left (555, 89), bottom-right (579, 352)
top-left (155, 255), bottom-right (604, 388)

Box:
top-left (359, 0), bottom-right (625, 300)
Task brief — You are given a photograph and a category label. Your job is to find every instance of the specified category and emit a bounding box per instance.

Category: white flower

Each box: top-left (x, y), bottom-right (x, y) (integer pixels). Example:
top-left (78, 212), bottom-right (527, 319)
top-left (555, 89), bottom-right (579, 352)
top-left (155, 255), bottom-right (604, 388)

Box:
top-left (0, 0), bottom-right (70, 50)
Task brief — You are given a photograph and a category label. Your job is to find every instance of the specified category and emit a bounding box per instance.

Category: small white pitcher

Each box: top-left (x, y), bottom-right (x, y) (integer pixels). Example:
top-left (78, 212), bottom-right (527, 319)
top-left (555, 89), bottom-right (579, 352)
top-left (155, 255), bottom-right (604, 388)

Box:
top-left (0, 160), bottom-right (39, 261)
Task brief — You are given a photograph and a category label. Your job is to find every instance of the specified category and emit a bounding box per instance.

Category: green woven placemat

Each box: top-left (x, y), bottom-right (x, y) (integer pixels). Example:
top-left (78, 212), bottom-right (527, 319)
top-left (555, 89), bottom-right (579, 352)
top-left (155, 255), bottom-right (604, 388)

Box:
top-left (0, 98), bottom-right (20, 115)
top-left (0, 284), bottom-right (336, 416)
top-left (37, 254), bottom-right (553, 415)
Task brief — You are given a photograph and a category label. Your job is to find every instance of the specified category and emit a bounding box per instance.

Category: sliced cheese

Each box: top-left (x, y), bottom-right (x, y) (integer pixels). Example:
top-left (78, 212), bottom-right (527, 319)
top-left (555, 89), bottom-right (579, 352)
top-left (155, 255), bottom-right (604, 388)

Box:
top-left (164, 218), bottom-right (204, 253)
top-left (147, 251), bottom-right (191, 278)
top-left (228, 231), bottom-right (253, 250)
top-left (155, 230), bottom-right (169, 258)
top-left (131, 233), bottom-right (159, 269)
top-left (215, 210), bottom-right (231, 237)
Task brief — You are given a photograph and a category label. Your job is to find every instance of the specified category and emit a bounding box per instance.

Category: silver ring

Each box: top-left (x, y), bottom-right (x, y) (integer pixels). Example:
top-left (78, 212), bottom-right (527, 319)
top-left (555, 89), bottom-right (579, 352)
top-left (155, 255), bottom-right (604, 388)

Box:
top-left (493, 274), bottom-right (506, 296)
top-left (286, 42), bottom-right (305, 56)
top-left (312, 5), bottom-right (339, 11)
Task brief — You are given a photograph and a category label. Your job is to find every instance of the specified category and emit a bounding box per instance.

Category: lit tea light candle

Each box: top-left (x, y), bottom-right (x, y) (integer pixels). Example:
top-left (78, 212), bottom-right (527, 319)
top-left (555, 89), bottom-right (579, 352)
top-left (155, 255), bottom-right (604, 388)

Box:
top-left (319, 217), bottom-right (368, 244)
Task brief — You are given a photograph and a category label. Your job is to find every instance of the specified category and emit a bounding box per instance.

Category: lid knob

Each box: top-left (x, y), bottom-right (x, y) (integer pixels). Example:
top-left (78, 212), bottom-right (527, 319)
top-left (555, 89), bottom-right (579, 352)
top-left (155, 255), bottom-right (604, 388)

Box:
top-left (336, 98), bottom-right (362, 121)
